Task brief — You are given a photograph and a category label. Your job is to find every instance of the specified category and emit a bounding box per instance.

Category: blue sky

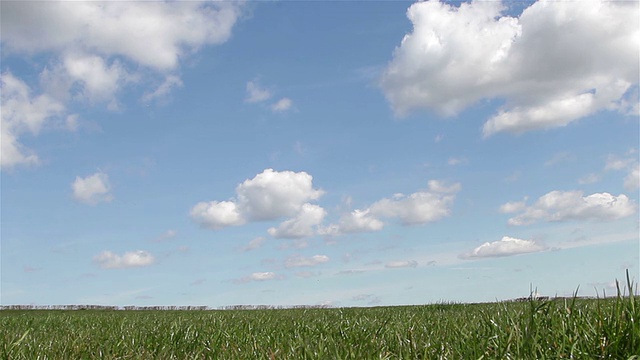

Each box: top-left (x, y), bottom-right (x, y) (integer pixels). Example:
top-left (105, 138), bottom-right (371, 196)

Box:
top-left (1, 0), bottom-right (638, 308)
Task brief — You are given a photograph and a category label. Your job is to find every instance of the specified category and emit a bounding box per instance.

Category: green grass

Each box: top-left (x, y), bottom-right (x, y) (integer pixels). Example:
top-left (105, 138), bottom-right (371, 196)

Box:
top-left (1, 280), bottom-right (639, 359)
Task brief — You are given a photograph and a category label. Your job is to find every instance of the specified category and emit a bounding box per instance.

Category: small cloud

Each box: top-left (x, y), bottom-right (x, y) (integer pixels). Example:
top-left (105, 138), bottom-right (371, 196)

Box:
top-left (461, 236), bottom-right (548, 259)
top-left (245, 80), bottom-right (271, 103)
top-left (151, 229), bottom-right (177, 243)
top-left (241, 237), bottom-right (265, 252)
top-left (499, 199), bottom-right (527, 214)
top-left (605, 154), bottom-right (635, 171)
top-left (271, 97), bottom-right (293, 112)
top-left (72, 171), bottom-right (113, 205)
top-left (385, 260), bottom-right (418, 268)
top-left (336, 269), bottom-right (366, 276)
top-left (447, 157), bottom-right (467, 166)
top-left (93, 250), bottom-right (155, 269)
top-left (236, 272), bottom-right (281, 283)
top-left (285, 254), bottom-right (329, 268)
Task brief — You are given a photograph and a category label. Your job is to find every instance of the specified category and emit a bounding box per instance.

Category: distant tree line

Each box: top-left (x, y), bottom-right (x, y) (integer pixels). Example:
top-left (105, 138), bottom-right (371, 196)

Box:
top-left (0, 304), bottom-right (332, 311)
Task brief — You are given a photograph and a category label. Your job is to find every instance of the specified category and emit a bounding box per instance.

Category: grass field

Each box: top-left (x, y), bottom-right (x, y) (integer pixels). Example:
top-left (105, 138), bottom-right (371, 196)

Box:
top-left (2, 281), bottom-right (639, 359)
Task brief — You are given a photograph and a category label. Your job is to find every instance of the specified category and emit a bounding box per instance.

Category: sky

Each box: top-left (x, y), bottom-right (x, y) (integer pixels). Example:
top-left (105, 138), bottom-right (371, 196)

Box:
top-left (1, 0), bottom-right (639, 308)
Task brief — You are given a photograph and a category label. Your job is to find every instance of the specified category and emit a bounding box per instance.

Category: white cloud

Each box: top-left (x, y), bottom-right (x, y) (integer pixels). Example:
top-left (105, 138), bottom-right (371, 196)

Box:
top-left (624, 164), bottom-right (639, 191)
top-left (271, 97), bottom-right (293, 112)
top-left (461, 236), bottom-right (548, 259)
top-left (245, 80), bottom-right (271, 103)
top-left (284, 254), bottom-right (330, 268)
top-left (604, 152), bottom-right (639, 191)
top-left (268, 204), bottom-right (326, 239)
top-left (369, 181), bottom-right (460, 225)
top-left (334, 209), bottom-right (385, 234)
top-left (507, 190), bottom-right (636, 226)
top-left (447, 157), bottom-right (467, 166)
top-left (322, 180), bottom-right (460, 235)
top-left (190, 169), bottom-right (324, 229)
top-left (190, 200), bottom-right (245, 229)
top-left (380, 0), bottom-right (639, 136)
top-left (1, 1), bottom-right (241, 71)
top-left (235, 272), bottom-right (280, 283)
top-left (241, 237), bottom-right (266, 252)
top-left (93, 250), bottom-right (155, 269)
top-left (1, 1), bottom-right (242, 168)
top-left (236, 169), bottom-right (324, 221)
top-left (499, 200), bottom-right (527, 214)
top-left (72, 172), bottom-right (113, 205)
top-left (605, 154), bottom-right (635, 171)
top-left (250, 272), bottom-right (276, 281)
top-left (385, 260), bottom-right (418, 268)
top-left (1, 73), bottom-right (65, 169)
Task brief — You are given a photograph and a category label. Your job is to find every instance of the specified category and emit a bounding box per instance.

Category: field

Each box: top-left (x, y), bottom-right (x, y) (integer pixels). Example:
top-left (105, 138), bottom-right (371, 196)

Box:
top-left (1, 288), bottom-right (639, 359)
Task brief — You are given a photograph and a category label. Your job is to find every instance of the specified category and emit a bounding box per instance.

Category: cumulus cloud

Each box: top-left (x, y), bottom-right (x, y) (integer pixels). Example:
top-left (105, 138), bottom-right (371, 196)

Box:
top-left (1, 1), bottom-right (242, 168)
top-left (237, 169), bottom-right (324, 221)
top-left (380, 0), bottom-right (639, 136)
top-left (1, 1), bottom-right (241, 71)
top-left (461, 236), bottom-right (548, 259)
top-left (271, 97), bottom-right (293, 112)
top-left (323, 180), bottom-right (460, 235)
top-left (506, 190), bottom-right (636, 226)
top-left (190, 200), bottom-right (245, 230)
top-left (72, 172), bottom-right (113, 205)
top-left (190, 169), bottom-right (324, 232)
top-left (369, 180), bottom-right (460, 225)
top-left (1, 73), bottom-right (65, 169)
top-left (499, 200), bottom-right (527, 214)
top-left (284, 254), bottom-right (330, 268)
top-left (333, 209), bottom-right (384, 234)
top-left (268, 204), bottom-right (326, 239)
top-left (385, 260), bottom-right (418, 268)
top-left (93, 250), bottom-right (155, 269)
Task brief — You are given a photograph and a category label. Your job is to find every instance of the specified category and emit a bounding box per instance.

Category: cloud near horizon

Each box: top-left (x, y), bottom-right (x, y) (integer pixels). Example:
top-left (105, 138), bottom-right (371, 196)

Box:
top-left (461, 236), bottom-right (548, 259)
top-left (503, 191), bottom-right (636, 226)
top-left (380, 0), bottom-right (639, 136)
top-left (322, 180), bottom-right (461, 235)
top-left (93, 250), bottom-right (155, 269)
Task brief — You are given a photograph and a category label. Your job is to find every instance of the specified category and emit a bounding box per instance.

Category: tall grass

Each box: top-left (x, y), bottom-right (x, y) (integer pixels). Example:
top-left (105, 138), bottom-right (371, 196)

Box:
top-left (1, 276), bottom-right (638, 359)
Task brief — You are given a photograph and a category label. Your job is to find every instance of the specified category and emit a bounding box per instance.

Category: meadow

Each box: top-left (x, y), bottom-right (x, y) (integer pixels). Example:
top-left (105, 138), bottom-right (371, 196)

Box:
top-left (1, 282), bottom-right (638, 359)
